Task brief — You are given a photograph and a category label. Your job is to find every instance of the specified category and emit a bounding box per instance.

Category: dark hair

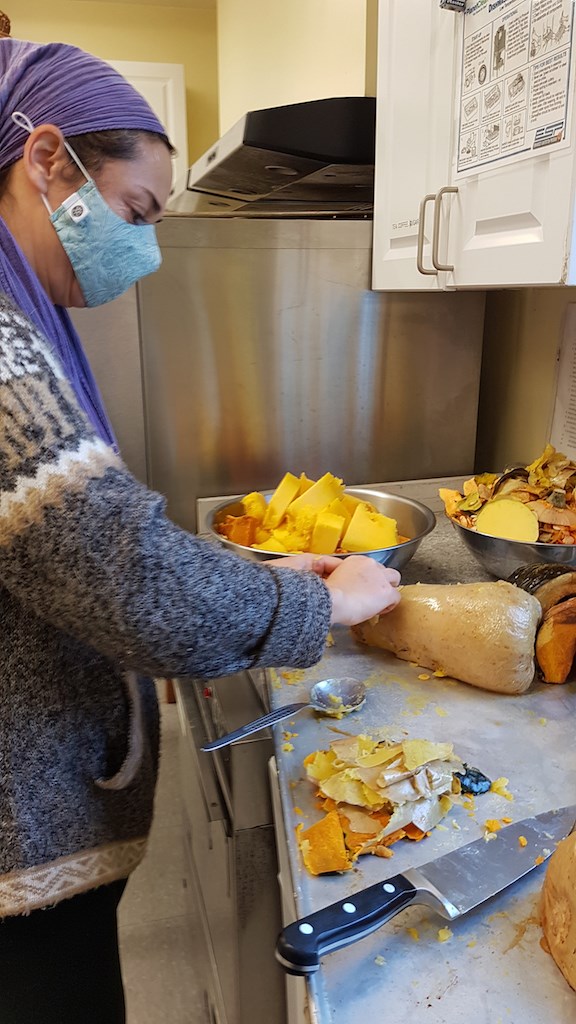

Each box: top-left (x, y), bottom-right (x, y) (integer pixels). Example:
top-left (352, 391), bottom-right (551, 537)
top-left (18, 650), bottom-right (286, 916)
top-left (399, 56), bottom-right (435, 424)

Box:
top-left (0, 128), bottom-right (175, 197)
top-left (65, 128), bottom-right (175, 174)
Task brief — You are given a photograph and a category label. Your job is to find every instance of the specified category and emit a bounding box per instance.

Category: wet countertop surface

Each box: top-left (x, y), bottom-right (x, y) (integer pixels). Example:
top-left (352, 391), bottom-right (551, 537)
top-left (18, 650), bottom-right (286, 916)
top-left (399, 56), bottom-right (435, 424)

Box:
top-left (269, 515), bottom-right (576, 1023)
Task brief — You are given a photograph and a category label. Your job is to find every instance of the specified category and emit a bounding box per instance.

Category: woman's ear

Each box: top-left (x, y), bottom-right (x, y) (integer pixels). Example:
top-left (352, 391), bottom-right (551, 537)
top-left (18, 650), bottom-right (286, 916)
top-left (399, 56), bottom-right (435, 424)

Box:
top-left (22, 124), bottom-right (67, 199)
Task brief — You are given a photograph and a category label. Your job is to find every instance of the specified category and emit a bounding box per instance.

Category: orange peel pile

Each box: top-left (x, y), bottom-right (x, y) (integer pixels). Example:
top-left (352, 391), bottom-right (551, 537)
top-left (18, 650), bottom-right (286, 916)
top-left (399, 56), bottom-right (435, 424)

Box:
top-left (297, 735), bottom-right (463, 875)
top-left (440, 444), bottom-right (576, 545)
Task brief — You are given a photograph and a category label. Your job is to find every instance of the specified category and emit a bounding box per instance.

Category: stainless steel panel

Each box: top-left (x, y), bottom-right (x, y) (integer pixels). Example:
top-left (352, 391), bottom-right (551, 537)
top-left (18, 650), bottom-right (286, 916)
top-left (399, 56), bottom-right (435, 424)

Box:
top-left (137, 218), bottom-right (485, 534)
top-left (70, 288), bottom-right (147, 484)
top-left (177, 673), bottom-right (274, 829)
top-left (176, 683), bottom-right (229, 826)
top-left (177, 678), bottom-right (287, 1024)
top-left (235, 827), bottom-right (287, 1024)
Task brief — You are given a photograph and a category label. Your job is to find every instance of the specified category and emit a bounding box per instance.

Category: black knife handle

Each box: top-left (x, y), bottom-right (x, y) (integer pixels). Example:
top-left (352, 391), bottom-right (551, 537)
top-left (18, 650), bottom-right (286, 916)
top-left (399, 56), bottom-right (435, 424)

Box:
top-left (275, 873), bottom-right (418, 975)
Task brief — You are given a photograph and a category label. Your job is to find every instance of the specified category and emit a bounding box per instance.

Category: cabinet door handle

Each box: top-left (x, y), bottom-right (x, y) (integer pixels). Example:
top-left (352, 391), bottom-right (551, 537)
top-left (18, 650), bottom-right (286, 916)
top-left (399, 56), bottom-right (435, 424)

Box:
top-left (432, 186), bottom-right (458, 272)
top-left (416, 193), bottom-right (438, 275)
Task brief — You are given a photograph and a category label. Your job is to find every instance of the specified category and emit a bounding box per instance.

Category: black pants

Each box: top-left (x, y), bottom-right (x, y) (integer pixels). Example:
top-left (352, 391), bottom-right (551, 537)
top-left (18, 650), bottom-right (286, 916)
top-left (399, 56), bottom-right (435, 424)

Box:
top-left (0, 880), bottom-right (127, 1024)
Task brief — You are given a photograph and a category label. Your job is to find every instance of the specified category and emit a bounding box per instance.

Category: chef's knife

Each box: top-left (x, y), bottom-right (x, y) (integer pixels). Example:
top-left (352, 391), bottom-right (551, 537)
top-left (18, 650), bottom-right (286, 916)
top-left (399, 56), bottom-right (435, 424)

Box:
top-left (276, 804), bottom-right (576, 975)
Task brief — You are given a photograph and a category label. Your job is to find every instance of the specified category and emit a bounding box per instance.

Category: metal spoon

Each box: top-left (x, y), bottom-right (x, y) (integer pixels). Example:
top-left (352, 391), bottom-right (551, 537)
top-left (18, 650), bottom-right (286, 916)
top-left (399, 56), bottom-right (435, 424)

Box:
top-left (201, 677), bottom-right (366, 752)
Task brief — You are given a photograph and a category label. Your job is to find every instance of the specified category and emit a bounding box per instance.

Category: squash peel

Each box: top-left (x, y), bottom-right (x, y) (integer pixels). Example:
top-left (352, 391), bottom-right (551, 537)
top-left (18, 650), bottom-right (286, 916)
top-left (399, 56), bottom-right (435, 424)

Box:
top-left (296, 734), bottom-right (464, 875)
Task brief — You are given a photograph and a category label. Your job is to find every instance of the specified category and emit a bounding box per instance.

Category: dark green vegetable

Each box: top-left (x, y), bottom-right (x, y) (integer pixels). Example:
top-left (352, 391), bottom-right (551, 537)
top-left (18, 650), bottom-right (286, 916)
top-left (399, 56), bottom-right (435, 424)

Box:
top-left (454, 764), bottom-right (492, 796)
top-left (492, 467), bottom-right (529, 496)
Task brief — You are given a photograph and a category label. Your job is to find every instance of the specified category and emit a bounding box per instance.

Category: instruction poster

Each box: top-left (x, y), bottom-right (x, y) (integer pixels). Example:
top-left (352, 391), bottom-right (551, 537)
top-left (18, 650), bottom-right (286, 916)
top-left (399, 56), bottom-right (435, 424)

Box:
top-left (457, 0), bottom-right (574, 174)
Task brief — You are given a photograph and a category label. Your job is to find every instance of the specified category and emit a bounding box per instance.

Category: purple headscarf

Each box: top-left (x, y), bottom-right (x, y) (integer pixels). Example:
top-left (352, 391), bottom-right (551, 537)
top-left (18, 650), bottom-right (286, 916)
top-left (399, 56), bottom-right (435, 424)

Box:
top-left (0, 38), bottom-right (169, 446)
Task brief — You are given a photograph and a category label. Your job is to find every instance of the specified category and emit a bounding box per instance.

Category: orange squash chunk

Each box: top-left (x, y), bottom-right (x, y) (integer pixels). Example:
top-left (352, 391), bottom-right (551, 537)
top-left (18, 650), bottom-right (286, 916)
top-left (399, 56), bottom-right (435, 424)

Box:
top-left (535, 596), bottom-right (576, 683)
top-left (296, 810), bottom-right (352, 875)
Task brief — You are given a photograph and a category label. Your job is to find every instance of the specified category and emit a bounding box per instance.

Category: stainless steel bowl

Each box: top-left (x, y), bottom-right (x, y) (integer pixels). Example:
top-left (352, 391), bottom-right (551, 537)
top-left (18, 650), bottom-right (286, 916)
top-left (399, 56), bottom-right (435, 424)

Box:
top-left (207, 487), bottom-right (436, 570)
top-left (451, 518), bottom-right (576, 579)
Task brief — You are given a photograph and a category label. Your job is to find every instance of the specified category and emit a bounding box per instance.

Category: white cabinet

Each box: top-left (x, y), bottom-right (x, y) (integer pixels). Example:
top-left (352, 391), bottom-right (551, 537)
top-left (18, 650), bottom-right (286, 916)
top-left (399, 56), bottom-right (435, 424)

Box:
top-left (372, 0), bottom-right (457, 289)
top-left (372, 0), bottom-right (576, 290)
top-left (104, 60), bottom-right (189, 193)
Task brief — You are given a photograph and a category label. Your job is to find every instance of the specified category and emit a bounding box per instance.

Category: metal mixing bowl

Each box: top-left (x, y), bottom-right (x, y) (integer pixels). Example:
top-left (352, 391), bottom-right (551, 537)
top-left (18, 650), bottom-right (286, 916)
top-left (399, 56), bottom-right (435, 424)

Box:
top-left (450, 518), bottom-right (576, 579)
top-left (207, 487), bottom-right (436, 570)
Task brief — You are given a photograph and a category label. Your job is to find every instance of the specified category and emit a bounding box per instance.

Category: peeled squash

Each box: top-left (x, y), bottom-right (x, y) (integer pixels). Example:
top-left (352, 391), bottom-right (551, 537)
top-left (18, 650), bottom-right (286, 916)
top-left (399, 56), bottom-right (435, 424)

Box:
top-left (475, 498), bottom-right (539, 542)
top-left (263, 472), bottom-right (300, 529)
top-left (352, 581), bottom-right (542, 694)
top-left (342, 503), bottom-right (398, 551)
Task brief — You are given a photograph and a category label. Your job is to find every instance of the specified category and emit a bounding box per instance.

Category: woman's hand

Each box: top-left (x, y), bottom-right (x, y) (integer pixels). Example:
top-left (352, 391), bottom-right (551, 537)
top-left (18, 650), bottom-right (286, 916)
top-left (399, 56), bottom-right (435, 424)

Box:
top-left (264, 553), bottom-right (401, 626)
top-left (321, 555), bottom-right (401, 625)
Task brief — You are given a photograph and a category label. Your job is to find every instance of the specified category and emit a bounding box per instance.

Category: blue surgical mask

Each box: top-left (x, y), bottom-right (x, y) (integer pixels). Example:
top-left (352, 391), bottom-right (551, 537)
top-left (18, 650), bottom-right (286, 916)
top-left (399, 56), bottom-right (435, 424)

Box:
top-left (12, 111), bottom-right (162, 307)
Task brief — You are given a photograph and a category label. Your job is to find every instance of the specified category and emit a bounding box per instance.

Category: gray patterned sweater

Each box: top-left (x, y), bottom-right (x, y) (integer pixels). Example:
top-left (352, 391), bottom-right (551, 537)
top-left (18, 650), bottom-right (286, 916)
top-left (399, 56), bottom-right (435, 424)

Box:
top-left (0, 294), bottom-right (332, 916)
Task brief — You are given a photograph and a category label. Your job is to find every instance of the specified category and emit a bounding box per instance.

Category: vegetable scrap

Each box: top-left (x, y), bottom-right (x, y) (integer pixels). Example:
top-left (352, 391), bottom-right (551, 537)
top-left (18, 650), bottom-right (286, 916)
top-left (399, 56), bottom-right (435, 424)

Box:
top-left (296, 734), bottom-right (468, 875)
top-left (216, 471), bottom-right (407, 555)
top-left (454, 764), bottom-right (492, 796)
top-left (519, 836), bottom-right (528, 847)
top-left (439, 444), bottom-right (576, 545)
top-left (437, 928), bottom-right (453, 943)
top-left (491, 777), bottom-right (514, 800)
top-left (485, 819), bottom-right (504, 833)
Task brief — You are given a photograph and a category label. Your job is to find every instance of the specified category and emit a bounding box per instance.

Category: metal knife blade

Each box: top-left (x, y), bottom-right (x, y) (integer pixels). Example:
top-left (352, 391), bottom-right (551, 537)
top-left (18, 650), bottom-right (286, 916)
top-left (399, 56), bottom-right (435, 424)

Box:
top-left (275, 804), bottom-right (576, 975)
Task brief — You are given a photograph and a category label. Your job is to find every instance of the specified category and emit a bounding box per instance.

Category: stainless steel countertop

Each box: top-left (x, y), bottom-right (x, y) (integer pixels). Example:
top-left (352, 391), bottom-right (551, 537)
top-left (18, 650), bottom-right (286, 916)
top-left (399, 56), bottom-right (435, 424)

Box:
top-left (269, 515), bottom-right (576, 1023)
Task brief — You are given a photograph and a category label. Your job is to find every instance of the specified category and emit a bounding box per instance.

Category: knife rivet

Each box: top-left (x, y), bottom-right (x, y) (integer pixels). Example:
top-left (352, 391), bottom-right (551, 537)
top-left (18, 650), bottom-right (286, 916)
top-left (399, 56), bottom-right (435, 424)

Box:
top-left (342, 902), bottom-right (356, 914)
top-left (383, 883), bottom-right (396, 893)
top-left (299, 923), bottom-right (314, 934)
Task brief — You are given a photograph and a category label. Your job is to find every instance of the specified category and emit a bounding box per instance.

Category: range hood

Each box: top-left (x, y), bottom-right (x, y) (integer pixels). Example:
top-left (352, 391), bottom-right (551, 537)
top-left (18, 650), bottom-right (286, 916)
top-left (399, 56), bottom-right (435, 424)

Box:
top-left (168, 96), bottom-right (376, 217)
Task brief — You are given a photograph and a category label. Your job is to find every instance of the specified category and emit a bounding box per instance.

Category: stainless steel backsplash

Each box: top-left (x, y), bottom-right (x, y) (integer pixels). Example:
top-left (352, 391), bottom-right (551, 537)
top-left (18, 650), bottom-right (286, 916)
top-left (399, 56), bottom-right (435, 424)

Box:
top-left (137, 218), bottom-right (485, 533)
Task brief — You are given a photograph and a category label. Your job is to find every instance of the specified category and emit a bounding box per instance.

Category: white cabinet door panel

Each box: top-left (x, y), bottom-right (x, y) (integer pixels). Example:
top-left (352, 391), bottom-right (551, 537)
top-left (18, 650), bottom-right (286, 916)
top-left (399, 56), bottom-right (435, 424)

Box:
top-left (447, 0), bottom-right (576, 288)
top-left (452, 151), bottom-right (575, 286)
top-left (372, 1), bottom-right (458, 291)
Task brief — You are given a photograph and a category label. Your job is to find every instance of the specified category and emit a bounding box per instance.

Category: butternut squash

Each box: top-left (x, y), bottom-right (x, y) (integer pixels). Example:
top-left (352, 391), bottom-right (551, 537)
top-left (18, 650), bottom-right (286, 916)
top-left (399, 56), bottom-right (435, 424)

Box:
top-left (535, 596), bottom-right (576, 684)
top-left (541, 832), bottom-right (576, 992)
top-left (508, 563), bottom-right (576, 614)
top-left (352, 581), bottom-right (542, 695)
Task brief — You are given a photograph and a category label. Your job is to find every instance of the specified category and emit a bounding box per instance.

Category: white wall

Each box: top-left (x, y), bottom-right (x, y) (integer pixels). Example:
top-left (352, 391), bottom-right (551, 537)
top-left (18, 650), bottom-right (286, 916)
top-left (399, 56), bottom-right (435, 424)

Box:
top-left (217, 0), bottom-right (369, 132)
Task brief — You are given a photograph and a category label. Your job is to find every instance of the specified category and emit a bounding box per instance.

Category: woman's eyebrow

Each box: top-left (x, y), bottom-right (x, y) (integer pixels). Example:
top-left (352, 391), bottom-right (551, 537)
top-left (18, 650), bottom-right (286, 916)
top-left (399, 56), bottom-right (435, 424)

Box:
top-left (140, 188), bottom-right (161, 216)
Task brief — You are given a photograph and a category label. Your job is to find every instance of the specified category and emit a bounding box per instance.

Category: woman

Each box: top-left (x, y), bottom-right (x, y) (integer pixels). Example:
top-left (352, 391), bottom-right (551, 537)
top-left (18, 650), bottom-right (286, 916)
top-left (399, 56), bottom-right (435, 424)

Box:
top-left (0, 38), bottom-right (401, 1023)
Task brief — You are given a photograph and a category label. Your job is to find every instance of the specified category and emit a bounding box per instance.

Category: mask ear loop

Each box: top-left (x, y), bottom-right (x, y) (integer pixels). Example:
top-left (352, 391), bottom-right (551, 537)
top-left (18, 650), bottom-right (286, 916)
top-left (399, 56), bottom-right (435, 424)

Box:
top-left (11, 110), bottom-right (94, 214)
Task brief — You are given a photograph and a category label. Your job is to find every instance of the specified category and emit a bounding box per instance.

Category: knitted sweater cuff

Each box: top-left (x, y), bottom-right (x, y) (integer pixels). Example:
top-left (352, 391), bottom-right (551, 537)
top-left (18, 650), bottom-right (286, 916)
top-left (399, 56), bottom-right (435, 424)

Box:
top-left (254, 566), bottom-right (333, 668)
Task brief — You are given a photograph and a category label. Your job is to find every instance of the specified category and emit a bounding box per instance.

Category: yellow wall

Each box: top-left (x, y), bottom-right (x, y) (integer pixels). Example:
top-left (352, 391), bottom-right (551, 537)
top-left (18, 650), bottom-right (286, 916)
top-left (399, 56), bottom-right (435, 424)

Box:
top-left (11, 1), bottom-right (219, 162)
top-left (475, 287), bottom-right (575, 471)
top-left (365, 0), bottom-right (378, 97)
top-left (217, 0), bottom-right (368, 132)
